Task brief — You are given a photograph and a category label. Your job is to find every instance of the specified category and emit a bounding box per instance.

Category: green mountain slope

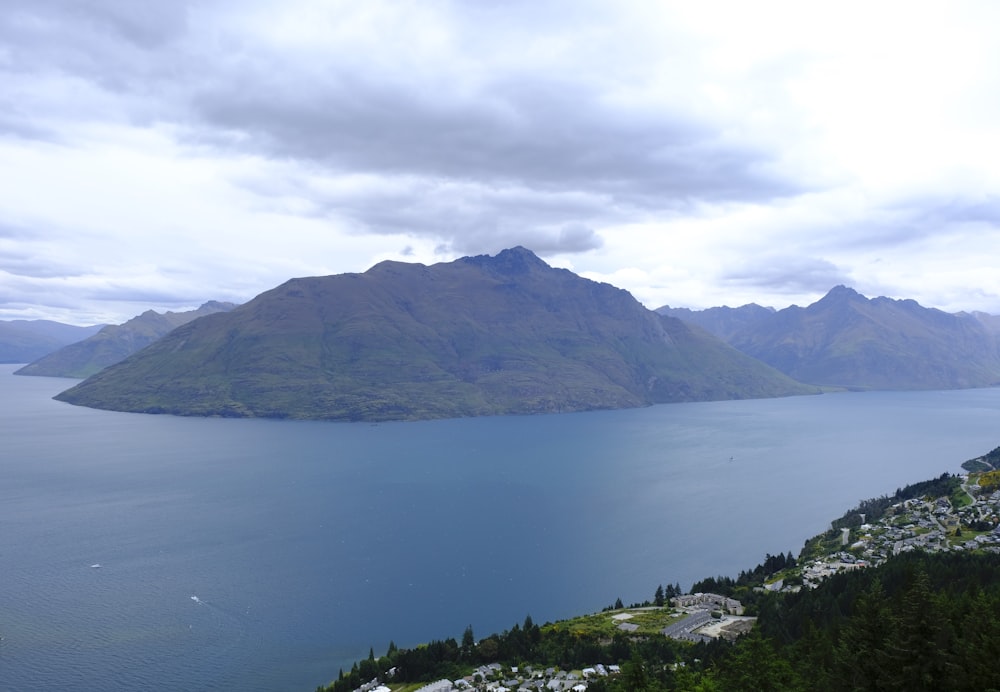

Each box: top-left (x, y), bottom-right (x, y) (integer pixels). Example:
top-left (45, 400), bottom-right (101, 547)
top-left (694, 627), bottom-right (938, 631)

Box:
top-left (54, 248), bottom-right (814, 421)
top-left (663, 286), bottom-right (1000, 390)
top-left (15, 301), bottom-right (236, 378)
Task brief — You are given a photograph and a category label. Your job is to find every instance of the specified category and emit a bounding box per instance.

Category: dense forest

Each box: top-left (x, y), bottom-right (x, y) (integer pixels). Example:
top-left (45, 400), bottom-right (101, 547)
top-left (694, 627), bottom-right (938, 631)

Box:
top-left (742, 550), bottom-right (1000, 691)
top-left (319, 551), bottom-right (1000, 691)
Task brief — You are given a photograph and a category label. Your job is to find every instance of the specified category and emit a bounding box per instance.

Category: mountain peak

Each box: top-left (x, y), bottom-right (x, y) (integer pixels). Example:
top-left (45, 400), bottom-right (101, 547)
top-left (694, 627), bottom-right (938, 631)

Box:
top-left (200, 300), bottom-right (236, 311)
top-left (817, 285), bottom-right (865, 304)
top-left (462, 246), bottom-right (550, 275)
top-left (720, 284), bottom-right (1000, 390)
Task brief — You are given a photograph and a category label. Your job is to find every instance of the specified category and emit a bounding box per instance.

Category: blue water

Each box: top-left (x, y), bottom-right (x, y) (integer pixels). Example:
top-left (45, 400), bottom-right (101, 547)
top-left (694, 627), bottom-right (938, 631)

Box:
top-left (2, 364), bottom-right (999, 691)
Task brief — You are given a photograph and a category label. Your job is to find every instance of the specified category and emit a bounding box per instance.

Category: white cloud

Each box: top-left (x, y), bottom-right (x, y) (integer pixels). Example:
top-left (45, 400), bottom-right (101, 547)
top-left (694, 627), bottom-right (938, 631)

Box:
top-left (1, 0), bottom-right (1000, 323)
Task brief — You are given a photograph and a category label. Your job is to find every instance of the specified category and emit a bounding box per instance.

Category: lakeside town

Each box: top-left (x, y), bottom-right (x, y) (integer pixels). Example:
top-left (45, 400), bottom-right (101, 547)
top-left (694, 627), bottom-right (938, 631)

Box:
top-left (337, 471), bottom-right (1000, 692)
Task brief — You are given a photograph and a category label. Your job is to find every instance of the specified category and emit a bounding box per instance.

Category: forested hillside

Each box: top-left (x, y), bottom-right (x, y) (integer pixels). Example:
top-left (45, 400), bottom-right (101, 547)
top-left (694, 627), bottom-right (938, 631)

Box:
top-left (318, 551), bottom-right (1000, 691)
top-left (316, 465), bottom-right (1000, 692)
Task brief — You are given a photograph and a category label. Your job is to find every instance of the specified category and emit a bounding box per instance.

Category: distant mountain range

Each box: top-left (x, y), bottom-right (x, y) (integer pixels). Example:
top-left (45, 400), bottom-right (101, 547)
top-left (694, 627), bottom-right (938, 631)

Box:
top-left (16, 301), bottom-right (236, 378)
top-left (54, 248), bottom-right (814, 421)
top-left (0, 320), bottom-right (105, 364)
top-left (658, 286), bottom-right (1000, 390)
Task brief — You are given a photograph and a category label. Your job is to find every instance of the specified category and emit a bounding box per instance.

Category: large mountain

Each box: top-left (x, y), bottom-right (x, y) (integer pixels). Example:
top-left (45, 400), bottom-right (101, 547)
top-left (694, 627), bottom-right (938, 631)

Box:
top-left (55, 248), bottom-right (814, 421)
top-left (16, 301), bottom-right (236, 378)
top-left (660, 286), bottom-right (1000, 390)
top-left (0, 320), bottom-right (105, 364)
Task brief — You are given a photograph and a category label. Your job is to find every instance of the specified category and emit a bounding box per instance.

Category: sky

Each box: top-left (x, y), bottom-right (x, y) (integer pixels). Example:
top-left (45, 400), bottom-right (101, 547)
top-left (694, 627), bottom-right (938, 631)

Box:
top-left (3, 0), bottom-right (1000, 325)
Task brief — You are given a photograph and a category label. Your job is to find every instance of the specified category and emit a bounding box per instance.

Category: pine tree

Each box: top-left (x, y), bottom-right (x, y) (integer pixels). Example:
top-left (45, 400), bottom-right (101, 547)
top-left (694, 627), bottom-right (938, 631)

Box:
top-left (888, 569), bottom-right (953, 690)
top-left (718, 630), bottom-right (802, 692)
top-left (833, 577), bottom-right (896, 691)
top-left (461, 624), bottom-right (475, 660)
top-left (619, 650), bottom-right (650, 691)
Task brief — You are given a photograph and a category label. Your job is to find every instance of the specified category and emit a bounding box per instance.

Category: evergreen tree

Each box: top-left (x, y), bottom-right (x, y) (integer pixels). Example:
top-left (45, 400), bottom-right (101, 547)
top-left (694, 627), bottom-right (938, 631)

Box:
top-left (956, 591), bottom-right (1000, 689)
top-left (461, 625), bottom-right (475, 660)
top-left (717, 630), bottom-right (802, 692)
top-left (832, 578), bottom-right (896, 691)
top-left (619, 650), bottom-right (651, 691)
top-left (888, 569), bottom-right (953, 690)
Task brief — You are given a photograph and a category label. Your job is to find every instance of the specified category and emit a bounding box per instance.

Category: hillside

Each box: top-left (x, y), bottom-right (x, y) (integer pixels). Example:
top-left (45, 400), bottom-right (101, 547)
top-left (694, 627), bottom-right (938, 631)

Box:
top-left (54, 248), bottom-right (814, 421)
top-left (657, 303), bottom-right (775, 343)
top-left (661, 286), bottom-right (1000, 390)
top-left (317, 455), bottom-right (1000, 692)
top-left (15, 301), bottom-right (236, 378)
top-left (0, 320), bottom-right (105, 363)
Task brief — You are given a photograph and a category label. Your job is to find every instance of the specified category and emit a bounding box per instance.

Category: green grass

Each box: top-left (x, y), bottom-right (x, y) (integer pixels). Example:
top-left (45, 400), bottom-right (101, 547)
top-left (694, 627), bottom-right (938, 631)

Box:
top-left (801, 528), bottom-right (851, 561)
top-left (541, 607), bottom-right (684, 638)
top-left (950, 486), bottom-right (974, 508)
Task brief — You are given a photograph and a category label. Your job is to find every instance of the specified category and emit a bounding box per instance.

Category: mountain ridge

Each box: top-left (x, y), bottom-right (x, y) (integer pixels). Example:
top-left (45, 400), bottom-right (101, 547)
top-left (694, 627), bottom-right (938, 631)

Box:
top-left (16, 301), bottom-right (237, 378)
top-left (0, 320), bottom-right (105, 364)
top-left (658, 287), bottom-right (1000, 390)
top-left (55, 248), bottom-right (814, 421)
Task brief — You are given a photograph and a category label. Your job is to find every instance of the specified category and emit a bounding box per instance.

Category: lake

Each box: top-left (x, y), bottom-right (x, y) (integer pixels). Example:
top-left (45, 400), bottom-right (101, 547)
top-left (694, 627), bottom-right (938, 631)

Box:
top-left (1, 364), bottom-right (999, 690)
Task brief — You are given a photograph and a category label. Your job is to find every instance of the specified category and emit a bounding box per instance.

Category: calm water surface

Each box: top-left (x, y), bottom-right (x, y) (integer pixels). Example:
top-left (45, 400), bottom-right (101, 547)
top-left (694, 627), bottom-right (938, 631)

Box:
top-left (2, 364), bottom-right (999, 690)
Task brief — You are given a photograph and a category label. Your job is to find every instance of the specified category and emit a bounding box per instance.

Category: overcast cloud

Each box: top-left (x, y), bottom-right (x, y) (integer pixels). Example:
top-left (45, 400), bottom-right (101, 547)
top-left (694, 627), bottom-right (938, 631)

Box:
top-left (2, 0), bottom-right (1000, 324)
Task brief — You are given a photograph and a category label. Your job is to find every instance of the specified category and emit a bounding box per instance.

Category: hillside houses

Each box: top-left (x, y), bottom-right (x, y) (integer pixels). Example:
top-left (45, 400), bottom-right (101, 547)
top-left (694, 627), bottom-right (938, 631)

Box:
top-left (385, 662), bottom-right (620, 692)
top-left (801, 476), bottom-right (1000, 589)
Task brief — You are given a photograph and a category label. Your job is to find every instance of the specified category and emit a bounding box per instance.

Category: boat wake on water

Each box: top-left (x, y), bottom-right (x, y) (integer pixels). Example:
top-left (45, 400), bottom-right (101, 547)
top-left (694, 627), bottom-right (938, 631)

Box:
top-left (187, 594), bottom-right (263, 650)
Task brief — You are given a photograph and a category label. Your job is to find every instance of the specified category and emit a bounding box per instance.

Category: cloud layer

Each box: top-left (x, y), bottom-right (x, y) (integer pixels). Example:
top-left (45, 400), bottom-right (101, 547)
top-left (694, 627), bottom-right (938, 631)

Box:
top-left (2, 1), bottom-right (1000, 323)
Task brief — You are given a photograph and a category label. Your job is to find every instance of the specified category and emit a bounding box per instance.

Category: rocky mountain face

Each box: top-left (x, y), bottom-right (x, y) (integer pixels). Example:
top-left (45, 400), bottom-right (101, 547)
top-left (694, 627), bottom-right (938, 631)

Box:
top-left (660, 286), bottom-right (1000, 390)
top-left (0, 320), bottom-right (105, 364)
top-left (55, 248), bottom-right (814, 421)
top-left (16, 301), bottom-right (236, 378)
